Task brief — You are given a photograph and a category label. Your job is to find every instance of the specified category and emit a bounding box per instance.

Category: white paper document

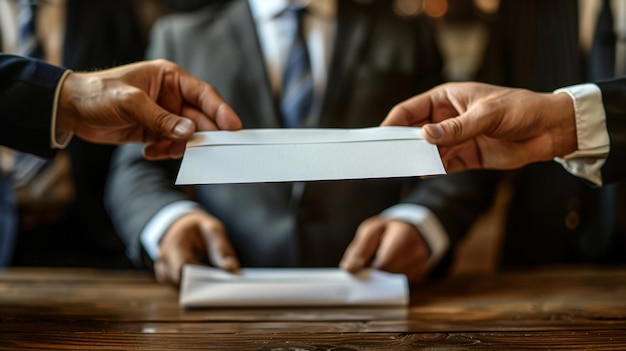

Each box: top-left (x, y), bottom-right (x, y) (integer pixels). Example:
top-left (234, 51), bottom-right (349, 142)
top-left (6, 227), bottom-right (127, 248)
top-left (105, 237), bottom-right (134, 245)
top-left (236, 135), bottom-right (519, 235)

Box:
top-left (176, 126), bottom-right (445, 184)
top-left (179, 265), bottom-right (409, 308)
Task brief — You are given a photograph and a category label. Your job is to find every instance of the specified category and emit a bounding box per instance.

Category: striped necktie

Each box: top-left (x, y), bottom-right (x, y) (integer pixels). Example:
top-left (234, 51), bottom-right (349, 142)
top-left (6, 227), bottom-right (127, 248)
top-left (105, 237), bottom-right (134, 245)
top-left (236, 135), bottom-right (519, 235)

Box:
top-left (280, 6), bottom-right (314, 129)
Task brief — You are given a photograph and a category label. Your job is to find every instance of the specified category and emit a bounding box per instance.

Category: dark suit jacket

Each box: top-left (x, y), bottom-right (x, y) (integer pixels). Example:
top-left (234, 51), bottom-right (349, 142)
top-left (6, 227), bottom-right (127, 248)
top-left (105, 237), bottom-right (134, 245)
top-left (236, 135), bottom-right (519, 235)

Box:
top-left (60, 0), bottom-right (144, 269)
top-left (107, 0), bottom-right (492, 269)
top-left (597, 78), bottom-right (626, 185)
top-left (0, 54), bottom-right (66, 157)
top-left (477, 0), bottom-right (626, 265)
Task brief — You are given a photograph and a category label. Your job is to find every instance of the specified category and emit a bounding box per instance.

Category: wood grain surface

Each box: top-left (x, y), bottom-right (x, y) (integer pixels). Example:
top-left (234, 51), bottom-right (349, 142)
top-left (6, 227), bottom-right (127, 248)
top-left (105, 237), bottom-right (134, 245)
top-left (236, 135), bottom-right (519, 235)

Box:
top-left (1, 266), bottom-right (625, 350)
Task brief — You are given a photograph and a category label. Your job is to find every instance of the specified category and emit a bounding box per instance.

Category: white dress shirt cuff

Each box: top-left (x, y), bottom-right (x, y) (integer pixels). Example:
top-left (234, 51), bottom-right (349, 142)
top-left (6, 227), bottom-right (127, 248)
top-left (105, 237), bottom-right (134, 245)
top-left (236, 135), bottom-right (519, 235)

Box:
top-left (553, 83), bottom-right (610, 186)
top-left (51, 70), bottom-right (73, 149)
top-left (381, 203), bottom-right (450, 273)
top-left (140, 200), bottom-right (200, 260)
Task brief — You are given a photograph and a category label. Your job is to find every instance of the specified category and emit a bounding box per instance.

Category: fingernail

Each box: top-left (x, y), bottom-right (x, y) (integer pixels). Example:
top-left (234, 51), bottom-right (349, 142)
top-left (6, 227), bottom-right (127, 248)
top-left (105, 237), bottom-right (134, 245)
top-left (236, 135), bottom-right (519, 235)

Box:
top-left (174, 118), bottom-right (193, 136)
top-left (222, 256), bottom-right (239, 271)
top-left (343, 259), bottom-right (363, 273)
top-left (425, 124), bottom-right (444, 139)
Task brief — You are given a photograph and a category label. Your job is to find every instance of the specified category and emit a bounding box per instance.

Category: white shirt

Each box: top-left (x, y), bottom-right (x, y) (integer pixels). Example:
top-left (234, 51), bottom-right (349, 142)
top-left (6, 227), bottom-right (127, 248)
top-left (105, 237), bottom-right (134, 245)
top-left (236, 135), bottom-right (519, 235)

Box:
top-left (554, 84), bottom-right (609, 185)
top-left (248, 0), bottom-right (335, 103)
top-left (141, 0), bottom-right (449, 272)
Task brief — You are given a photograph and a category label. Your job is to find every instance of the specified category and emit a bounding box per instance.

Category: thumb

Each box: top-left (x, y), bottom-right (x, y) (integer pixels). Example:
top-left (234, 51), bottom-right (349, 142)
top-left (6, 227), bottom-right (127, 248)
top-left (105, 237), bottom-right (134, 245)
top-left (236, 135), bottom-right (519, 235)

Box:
top-left (200, 226), bottom-right (240, 273)
top-left (422, 107), bottom-right (494, 146)
top-left (161, 114), bottom-right (195, 140)
top-left (129, 89), bottom-right (198, 140)
top-left (141, 98), bottom-right (197, 140)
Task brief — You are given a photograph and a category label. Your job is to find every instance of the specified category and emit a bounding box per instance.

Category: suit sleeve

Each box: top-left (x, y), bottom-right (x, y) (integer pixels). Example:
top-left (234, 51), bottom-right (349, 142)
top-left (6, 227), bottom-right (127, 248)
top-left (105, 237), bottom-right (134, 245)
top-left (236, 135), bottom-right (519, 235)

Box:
top-left (0, 54), bottom-right (67, 157)
top-left (400, 170), bottom-right (500, 275)
top-left (595, 79), bottom-right (626, 184)
top-left (105, 144), bottom-right (190, 268)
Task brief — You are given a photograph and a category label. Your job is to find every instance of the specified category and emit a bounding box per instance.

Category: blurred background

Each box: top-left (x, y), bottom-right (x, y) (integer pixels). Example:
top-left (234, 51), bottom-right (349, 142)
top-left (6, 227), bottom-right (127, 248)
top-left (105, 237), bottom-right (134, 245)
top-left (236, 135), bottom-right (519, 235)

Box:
top-left (4, 0), bottom-right (622, 279)
top-left (0, 0), bottom-right (495, 270)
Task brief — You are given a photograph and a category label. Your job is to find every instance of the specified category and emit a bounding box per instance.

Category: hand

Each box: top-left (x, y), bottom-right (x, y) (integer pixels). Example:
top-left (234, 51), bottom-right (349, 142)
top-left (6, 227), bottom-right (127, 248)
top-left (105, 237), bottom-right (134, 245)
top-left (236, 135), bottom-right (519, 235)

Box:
top-left (56, 59), bottom-right (242, 160)
top-left (382, 82), bottom-right (577, 172)
top-left (340, 216), bottom-right (431, 286)
top-left (154, 210), bottom-right (240, 285)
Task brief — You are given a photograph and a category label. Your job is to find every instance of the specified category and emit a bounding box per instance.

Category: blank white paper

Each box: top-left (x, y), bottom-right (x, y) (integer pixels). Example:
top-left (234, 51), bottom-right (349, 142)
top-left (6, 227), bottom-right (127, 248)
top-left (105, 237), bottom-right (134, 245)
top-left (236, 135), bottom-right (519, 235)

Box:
top-left (175, 127), bottom-right (445, 184)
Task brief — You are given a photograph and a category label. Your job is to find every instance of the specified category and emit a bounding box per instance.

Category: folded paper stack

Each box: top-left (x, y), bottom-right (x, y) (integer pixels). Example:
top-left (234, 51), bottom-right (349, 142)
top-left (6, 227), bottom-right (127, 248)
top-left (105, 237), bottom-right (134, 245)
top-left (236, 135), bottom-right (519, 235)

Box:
top-left (179, 265), bottom-right (409, 308)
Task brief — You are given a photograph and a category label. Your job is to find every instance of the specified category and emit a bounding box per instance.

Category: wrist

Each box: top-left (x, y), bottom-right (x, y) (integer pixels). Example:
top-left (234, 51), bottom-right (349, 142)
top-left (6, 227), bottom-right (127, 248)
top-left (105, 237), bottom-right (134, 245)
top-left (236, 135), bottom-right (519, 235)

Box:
top-left (50, 70), bottom-right (74, 148)
top-left (55, 71), bottom-right (80, 134)
top-left (549, 92), bottom-right (578, 158)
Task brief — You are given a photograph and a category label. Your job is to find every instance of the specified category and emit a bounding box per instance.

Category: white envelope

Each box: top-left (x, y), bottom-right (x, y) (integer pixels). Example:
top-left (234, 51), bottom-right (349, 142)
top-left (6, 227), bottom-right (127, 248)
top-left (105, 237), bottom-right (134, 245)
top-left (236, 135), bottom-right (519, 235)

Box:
top-left (176, 126), bottom-right (445, 184)
top-left (179, 265), bottom-right (409, 308)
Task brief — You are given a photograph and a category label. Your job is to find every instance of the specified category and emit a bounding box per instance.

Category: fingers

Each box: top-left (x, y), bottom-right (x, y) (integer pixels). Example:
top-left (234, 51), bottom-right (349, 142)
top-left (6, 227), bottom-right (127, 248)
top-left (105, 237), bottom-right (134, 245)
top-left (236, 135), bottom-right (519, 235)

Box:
top-left (382, 82), bottom-right (500, 149)
top-left (436, 142), bottom-right (483, 173)
top-left (154, 256), bottom-right (203, 285)
top-left (180, 105), bottom-right (219, 131)
top-left (200, 224), bottom-right (240, 273)
top-left (342, 218), bottom-right (431, 286)
top-left (340, 217), bottom-right (385, 273)
top-left (381, 83), bottom-right (463, 127)
top-left (140, 103), bottom-right (224, 160)
top-left (142, 140), bottom-right (187, 160)
top-left (154, 211), bottom-right (240, 284)
top-left (381, 93), bottom-right (433, 127)
top-left (370, 222), bottom-right (427, 269)
top-left (142, 62), bottom-right (240, 146)
top-left (154, 229), bottom-right (206, 285)
top-left (370, 221), bottom-right (430, 286)
top-left (145, 104), bottom-right (197, 140)
top-left (170, 65), bottom-right (242, 131)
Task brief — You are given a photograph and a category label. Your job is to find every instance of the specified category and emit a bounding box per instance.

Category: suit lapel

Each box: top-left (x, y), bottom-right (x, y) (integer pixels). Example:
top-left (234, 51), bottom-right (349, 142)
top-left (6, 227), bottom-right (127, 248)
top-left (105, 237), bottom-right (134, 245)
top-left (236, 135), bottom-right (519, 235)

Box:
top-left (227, 1), bottom-right (281, 128)
top-left (319, 1), bottom-right (371, 127)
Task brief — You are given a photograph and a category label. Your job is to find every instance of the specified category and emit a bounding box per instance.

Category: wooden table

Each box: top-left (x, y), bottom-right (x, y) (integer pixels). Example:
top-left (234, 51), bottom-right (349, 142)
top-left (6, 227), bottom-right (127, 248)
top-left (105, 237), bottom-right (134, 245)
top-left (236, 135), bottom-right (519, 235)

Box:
top-left (1, 266), bottom-right (625, 350)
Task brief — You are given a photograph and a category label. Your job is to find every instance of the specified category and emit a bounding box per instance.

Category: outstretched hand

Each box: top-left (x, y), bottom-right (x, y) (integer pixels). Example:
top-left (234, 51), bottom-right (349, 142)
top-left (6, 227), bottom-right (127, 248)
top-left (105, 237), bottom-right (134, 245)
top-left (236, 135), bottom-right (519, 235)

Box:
top-left (56, 59), bottom-right (242, 160)
top-left (382, 82), bottom-right (577, 172)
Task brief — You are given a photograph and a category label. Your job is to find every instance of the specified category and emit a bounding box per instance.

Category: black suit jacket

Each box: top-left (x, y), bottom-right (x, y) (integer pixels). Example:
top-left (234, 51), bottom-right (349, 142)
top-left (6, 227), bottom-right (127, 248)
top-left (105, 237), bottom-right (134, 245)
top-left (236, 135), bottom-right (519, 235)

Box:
top-left (0, 54), bottom-right (66, 157)
top-left (60, 0), bottom-right (145, 269)
top-left (597, 78), bottom-right (626, 184)
top-left (478, 0), bottom-right (626, 265)
top-left (5, 1), bottom-right (145, 269)
top-left (107, 0), bottom-right (492, 269)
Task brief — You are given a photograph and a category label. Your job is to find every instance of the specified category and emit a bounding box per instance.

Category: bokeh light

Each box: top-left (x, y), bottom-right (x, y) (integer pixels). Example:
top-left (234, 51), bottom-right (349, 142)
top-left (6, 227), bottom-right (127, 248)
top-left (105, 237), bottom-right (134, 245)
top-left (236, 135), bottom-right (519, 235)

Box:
top-left (423, 0), bottom-right (448, 18)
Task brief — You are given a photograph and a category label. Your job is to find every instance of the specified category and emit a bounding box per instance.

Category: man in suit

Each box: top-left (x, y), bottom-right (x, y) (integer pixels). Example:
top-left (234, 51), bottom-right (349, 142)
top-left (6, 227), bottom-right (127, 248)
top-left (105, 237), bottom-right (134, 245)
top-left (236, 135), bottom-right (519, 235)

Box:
top-left (106, 0), bottom-right (493, 285)
top-left (384, 0), bottom-right (626, 266)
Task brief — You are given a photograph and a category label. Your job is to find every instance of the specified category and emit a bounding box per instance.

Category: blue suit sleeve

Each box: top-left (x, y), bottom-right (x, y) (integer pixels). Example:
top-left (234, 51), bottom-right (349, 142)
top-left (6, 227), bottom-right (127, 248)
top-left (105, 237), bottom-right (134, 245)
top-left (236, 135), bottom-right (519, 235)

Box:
top-left (0, 54), bottom-right (67, 157)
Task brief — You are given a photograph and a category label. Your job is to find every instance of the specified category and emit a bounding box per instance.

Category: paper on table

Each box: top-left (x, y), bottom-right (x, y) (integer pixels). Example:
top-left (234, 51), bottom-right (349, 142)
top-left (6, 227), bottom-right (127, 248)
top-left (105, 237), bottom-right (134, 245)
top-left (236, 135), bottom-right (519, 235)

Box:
top-left (175, 126), bottom-right (445, 184)
top-left (179, 265), bottom-right (409, 308)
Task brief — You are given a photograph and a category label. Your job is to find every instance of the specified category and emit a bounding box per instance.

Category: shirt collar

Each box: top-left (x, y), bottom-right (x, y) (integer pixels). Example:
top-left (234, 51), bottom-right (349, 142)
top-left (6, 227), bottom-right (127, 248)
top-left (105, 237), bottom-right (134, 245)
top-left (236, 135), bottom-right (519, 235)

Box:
top-left (248, 0), bottom-right (336, 22)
